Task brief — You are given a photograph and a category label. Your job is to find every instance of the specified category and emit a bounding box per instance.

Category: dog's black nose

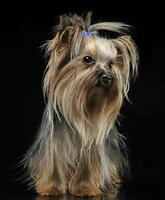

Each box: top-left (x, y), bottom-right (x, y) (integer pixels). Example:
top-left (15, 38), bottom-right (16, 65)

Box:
top-left (100, 74), bottom-right (112, 86)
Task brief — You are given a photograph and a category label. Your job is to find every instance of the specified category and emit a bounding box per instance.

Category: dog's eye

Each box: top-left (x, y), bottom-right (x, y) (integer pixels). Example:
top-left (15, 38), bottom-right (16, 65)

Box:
top-left (83, 56), bottom-right (95, 64)
top-left (108, 61), bottom-right (113, 69)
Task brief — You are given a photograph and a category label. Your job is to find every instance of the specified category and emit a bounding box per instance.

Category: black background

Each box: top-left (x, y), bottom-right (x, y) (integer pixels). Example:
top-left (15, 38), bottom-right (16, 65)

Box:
top-left (1, 1), bottom-right (165, 199)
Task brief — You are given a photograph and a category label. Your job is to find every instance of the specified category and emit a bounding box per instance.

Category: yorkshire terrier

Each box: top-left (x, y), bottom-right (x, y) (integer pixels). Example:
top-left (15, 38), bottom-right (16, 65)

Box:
top-left (24, 12), bottom-right (138, 196)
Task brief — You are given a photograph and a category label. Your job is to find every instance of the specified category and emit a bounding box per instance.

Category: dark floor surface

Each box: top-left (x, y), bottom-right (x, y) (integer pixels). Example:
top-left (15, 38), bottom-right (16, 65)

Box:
top-left (1, 182), bottom-right (164, 200)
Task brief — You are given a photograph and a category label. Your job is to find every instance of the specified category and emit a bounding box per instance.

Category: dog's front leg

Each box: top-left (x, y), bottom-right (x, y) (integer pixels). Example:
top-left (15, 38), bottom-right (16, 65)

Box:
top-left (69, 146), bottom-right (102, 196)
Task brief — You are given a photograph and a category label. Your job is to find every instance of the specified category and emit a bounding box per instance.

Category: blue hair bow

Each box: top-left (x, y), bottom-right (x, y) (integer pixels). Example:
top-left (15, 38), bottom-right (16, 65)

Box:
top-left (82, 31), bottom-right (96, 37)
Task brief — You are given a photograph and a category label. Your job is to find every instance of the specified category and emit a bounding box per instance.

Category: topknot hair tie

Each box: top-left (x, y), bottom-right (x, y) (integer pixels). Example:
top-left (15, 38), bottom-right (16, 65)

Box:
top-left (82, 31), bottom-right (96, 37)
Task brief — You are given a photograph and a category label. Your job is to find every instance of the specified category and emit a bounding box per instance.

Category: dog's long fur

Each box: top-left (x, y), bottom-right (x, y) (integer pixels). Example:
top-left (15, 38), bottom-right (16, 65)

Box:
top-left (24, 12), bottom-right (138, 196)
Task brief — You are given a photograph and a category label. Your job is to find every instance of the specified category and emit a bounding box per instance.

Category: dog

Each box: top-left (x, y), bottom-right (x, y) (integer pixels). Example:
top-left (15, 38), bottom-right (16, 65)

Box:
top-left (24, 12), bottom-right (138, 196)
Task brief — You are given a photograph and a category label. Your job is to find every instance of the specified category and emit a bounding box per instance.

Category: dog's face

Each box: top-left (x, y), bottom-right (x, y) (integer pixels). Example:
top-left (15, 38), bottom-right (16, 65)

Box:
top-left (53, 37), bottom-right (122, 113)
top-left (43, 14), bottom-right (138, 144)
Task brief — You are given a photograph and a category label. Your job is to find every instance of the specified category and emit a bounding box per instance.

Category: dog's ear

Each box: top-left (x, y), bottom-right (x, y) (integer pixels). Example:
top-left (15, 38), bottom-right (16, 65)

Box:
top-left (44, 13), bottom-right (92, 60)
top-left (112, 35), bottom-right (139, 97)
top-left (115, 35), bottom-right (138, 75)
top-left (43, 13), bottom-right (92, 99)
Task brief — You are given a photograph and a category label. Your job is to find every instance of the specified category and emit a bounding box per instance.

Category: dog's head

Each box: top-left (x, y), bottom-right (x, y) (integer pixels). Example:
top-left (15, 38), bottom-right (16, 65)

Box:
top-left (43, 13), bottom-right (138, 144)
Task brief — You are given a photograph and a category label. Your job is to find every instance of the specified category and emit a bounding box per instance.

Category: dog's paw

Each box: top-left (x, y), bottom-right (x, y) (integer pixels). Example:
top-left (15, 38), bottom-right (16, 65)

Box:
top-left (36, 184), bottom-right (66, 196)
top-left (69, 181), bottom-right (102, 196)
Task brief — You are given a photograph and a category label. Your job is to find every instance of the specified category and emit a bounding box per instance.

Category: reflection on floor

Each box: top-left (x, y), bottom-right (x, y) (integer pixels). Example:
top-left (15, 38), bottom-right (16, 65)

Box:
top-left (1, 182), bottom-right (164, 200)
top-left (1, 193), bottom-right (123, 200)
top-left (35, 193), bottom-right (120, 200)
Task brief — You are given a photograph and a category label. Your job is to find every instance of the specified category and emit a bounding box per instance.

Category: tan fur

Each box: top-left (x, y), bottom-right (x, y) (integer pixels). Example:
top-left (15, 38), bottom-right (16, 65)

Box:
top-left (24, 12), bottom-right (138, 196)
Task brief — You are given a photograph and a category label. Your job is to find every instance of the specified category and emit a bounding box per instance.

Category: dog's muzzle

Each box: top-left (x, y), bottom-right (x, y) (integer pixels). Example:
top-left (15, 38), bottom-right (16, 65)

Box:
top-left (99, 74), bottom-right (112, 87)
